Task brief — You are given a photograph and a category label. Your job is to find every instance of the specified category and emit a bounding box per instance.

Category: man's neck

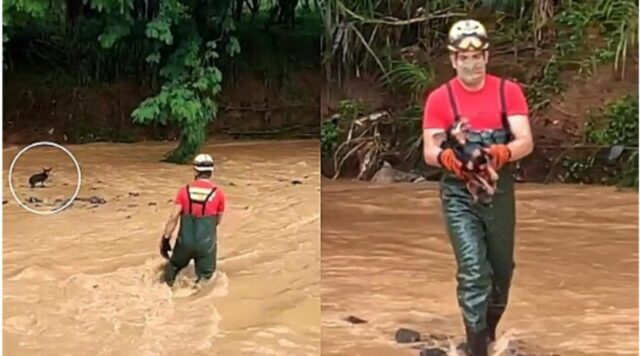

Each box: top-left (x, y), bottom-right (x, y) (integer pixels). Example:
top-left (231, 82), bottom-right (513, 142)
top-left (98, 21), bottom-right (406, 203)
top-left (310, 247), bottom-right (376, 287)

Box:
top-left (457, 76), bottom-right (486, 92)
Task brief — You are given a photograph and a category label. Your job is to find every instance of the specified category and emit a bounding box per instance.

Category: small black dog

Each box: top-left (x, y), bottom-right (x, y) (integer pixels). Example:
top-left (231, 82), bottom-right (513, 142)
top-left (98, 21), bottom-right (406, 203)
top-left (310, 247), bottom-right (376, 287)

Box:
top-left (437, 119), bottom-right (499, 203)
top-left (29, 167), bottom-right (52, 188)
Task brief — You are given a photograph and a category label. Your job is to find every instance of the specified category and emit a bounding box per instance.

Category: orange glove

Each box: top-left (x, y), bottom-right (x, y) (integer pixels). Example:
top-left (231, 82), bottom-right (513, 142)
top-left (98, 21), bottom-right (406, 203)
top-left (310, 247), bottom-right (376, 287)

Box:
top-left (438, 149), bottom-right (471, 181)
top-left (484, 144), bottom-right (512, 171)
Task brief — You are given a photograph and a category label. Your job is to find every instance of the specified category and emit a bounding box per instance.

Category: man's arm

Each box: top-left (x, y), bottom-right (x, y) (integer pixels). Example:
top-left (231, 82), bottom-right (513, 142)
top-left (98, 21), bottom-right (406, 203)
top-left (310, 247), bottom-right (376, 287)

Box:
top-left (422, 128), bottom-right (447, 167)
top-left (421, 88), bottom-right (449, 168)
top-left (216, 189), bottom-right (225, 226)
top-left (162, 204), bottom-right (183, 239)
top-left (505, 115), bottom-right (534, 161)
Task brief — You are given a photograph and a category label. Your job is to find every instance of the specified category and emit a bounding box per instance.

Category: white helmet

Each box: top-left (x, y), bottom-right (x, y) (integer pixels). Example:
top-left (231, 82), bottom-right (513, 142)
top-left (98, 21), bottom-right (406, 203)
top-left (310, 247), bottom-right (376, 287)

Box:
top-left (193, 153), bottom-right (215, 172)
top-left (447, 19), bottom-right (489, 52)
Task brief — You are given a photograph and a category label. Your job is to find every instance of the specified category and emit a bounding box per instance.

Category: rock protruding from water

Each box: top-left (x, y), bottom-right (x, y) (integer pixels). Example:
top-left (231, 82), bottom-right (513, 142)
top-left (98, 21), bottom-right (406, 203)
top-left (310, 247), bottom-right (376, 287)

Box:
top-left (395, 327), bottom-right (421, 343)
top-left (129, 192), bottom-right (140, 197)
top-left (419, 348), bottom-right (447, 356)
top-left (76, 196), bottom-right (107, 204)
top-left (371, 161), bottom-right (426, 184)
top-left (26, 197), bottom-right (43, 204)
top-left (3, 200), bottom-right (7, 205)
top-left (291, 179), bottom-right (303, 185)
top-left (344, 315), bottom-right (367, 324)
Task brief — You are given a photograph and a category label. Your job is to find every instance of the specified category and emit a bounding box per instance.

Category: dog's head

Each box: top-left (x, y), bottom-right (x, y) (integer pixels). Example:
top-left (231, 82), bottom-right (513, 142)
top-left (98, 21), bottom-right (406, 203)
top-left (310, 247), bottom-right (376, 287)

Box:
top-left (43, 167), bottom-right (52, 174)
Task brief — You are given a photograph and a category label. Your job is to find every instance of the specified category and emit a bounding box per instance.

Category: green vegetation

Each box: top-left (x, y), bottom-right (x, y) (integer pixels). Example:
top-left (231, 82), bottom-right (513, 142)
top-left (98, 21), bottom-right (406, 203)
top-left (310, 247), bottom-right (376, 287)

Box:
top-left (323, 0), bottom-right (638, 186)
top-left (563, 95), bottom-right (638, 188)
top-left (4, 0), bottom-right (321, 162)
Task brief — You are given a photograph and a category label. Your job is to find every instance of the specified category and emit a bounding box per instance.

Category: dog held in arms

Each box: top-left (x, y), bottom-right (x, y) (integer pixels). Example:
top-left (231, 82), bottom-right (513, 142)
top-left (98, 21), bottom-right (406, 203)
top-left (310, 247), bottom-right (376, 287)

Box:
top-left (437, 119), bottom-right (499, 203)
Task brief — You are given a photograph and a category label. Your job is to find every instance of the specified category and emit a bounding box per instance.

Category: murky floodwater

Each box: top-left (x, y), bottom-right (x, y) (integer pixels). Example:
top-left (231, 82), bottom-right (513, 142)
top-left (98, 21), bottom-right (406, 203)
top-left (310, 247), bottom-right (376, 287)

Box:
top-left (3, 139), bottom-right (320, 356)
top-left (321, 179), bottom-right (638, 356)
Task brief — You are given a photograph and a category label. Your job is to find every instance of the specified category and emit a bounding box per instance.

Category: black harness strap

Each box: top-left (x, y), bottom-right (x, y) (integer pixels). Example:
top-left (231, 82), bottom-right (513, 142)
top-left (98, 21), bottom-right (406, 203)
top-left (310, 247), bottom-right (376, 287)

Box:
top-left (499, 78), bottom-right (514, 141)
top-left (445, 82), bottom-right (461, 123)
top-left (187, 185), bottom-right (193, 215)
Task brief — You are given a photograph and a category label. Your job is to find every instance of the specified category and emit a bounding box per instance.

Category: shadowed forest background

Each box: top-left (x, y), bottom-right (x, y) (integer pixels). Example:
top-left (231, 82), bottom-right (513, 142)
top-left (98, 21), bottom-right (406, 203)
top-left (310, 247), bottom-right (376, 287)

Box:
top-left (4, 0), bottom-right (321, 163)
top-left (321, 0), bottom-right (638, 188)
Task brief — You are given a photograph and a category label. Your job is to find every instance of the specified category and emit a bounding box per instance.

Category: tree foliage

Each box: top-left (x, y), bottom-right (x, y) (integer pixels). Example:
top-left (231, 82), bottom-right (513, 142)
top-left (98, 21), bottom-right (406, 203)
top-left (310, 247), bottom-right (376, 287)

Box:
top-left (5, 0), bottom-right (319, 163)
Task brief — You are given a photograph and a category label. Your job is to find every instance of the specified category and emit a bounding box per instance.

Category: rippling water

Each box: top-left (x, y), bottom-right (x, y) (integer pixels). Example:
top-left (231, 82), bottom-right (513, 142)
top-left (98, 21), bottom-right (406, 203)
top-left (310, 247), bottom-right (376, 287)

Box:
top-left (4, 139), bottom-right (320, 356)
top-left (321, 179), bottom-right (638, 356)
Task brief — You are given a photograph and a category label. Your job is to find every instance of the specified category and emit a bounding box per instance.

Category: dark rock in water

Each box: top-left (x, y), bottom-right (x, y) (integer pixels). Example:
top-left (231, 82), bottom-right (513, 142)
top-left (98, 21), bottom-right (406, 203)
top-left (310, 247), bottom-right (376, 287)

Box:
top-left (167, 199), bottom-right (172, 203)
top-left (97, 180), bottom-right (104, 184)
top-left (128, 204), bottom-right (138, 208)
top-left (244, 206), bottom-right (249, 210)
top-left (148, 202), bottom-right (157, 206)
top-left (419, 348), bottom-right (447, 356)
top-left (3, 200), bottom-right (7, 205)
top-left (229, 182), bottom-right (236, 186)
top-left (344, 315), bottom-right (367, 324)
top-left (129, 192), bottom-right (140, 197)
top-left (76, 196), bottom-right (106, 204)
top-left (64, 183), bottom-right (69, 186)
top-left (126, 215), bottom-right (131, 219)
top-left (93, 284), bottom-right (98, 288)
top-left (26, 197), bottom-right (43, 204)
top-left (395, 328), bottom-right (421, 343)
top-left (291, 179), bottom-right (303, 185)
top-left (89, 196), bottom-right (106, 204)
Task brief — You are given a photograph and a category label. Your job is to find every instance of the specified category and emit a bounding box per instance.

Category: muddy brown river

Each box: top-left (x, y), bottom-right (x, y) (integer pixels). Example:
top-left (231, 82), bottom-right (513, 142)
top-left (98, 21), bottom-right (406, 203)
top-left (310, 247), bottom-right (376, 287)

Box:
top-left (321, 180), bottom-right (638, 356)
top-left (3, 139), bottom-right (320, 356)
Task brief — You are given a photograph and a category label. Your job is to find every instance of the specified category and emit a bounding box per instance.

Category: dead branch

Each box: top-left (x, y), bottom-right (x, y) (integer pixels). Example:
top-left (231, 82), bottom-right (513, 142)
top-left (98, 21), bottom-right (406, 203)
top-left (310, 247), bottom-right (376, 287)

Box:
top-left (549, 103), bottom-right (578, 117)
top-left (337, 2), bottom-right (466, 26)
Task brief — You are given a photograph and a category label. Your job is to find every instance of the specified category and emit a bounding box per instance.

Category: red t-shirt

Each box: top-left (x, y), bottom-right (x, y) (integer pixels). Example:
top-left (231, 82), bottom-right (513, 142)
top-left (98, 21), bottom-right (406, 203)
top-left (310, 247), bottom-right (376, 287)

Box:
top-left (422, 74), bottom-right (529, 131)
top-left (174, 180), bottom-right (225, 217)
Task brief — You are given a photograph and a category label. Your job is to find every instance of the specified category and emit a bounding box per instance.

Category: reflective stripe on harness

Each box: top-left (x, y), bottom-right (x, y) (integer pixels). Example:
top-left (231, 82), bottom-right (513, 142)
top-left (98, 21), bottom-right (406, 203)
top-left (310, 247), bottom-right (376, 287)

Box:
top-left (186, 185), bottom-right (217, 215)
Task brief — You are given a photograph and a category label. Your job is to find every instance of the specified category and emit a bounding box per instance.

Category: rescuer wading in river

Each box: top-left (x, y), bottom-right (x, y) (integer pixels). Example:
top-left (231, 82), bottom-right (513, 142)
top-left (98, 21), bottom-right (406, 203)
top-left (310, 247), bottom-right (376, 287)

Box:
top-left (159, 153), bottom-right (226, 286)
top-left (422, 19), bottom-right (534, 355)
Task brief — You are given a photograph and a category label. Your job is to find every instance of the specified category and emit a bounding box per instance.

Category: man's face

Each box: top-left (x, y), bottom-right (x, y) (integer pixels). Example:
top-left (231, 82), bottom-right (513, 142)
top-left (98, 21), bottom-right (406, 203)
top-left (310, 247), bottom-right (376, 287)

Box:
top-left (450, 50), bottom-right (488, 85)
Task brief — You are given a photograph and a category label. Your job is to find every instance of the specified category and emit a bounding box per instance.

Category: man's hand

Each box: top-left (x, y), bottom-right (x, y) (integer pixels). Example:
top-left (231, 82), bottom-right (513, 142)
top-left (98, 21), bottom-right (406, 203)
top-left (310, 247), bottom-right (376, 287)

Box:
top-left (484, 144), bottom-right (512, 171)
top-left (438, 148), bottom-right (472, 181)
top-left (160, 235), bottom-right (172, 259)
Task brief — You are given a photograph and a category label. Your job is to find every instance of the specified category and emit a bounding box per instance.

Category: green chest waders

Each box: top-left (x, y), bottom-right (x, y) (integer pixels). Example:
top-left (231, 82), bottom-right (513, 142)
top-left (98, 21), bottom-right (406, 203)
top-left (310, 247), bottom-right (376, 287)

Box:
top-left (165, 185), bottom-right (219, 286)
top-left (440, 79), bottom-right (516, 351)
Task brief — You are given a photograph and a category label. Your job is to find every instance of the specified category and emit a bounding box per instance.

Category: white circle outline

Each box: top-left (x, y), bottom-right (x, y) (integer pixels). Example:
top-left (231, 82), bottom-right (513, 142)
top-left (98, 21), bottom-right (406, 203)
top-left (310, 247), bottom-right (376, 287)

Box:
top-left (8, 141), bottom-right (82, 215)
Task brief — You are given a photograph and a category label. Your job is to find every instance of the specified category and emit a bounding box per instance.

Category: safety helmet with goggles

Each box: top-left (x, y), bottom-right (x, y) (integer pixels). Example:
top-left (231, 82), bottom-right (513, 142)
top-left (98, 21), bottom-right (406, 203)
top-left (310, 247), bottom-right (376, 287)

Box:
top-left (193, 153), bottom-right (215, 172)
top-left (447, 19), bottom-right (489, 52)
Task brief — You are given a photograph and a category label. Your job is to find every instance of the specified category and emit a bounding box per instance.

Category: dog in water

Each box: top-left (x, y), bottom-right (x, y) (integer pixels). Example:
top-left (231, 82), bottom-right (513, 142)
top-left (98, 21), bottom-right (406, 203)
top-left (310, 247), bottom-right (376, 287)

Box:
top-left (29, 167), bottom-right (52, 188)
top-left (440, 119), bottom-right (499, 203)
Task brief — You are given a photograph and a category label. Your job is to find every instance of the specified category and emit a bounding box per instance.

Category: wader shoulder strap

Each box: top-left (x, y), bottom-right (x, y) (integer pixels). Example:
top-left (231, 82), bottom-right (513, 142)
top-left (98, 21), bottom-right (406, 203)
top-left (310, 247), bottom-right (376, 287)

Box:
top-left (499, 78), bottom-right (514, 141)
top-left (445, 82), bottom-right (461, 122)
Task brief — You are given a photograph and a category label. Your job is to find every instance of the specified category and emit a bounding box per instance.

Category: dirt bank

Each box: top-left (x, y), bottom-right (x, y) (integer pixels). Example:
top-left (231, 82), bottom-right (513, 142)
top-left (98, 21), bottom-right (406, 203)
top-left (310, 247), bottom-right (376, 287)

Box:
top-left (4, 68), bottom-right (321, 147)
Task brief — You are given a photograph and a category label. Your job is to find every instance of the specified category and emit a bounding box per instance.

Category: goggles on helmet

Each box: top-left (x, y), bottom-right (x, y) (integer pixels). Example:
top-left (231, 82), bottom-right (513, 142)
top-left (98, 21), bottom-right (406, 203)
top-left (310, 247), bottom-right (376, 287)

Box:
top-left (448, 34), bottom-right (489, 52)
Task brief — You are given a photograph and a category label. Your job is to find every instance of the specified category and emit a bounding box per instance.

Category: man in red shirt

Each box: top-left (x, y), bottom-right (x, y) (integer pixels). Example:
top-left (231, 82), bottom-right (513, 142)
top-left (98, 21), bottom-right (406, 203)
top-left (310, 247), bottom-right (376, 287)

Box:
top-left (422, 20), bottom-right (534, 355)
top-left (159, 153), bottom-right (226, 287)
